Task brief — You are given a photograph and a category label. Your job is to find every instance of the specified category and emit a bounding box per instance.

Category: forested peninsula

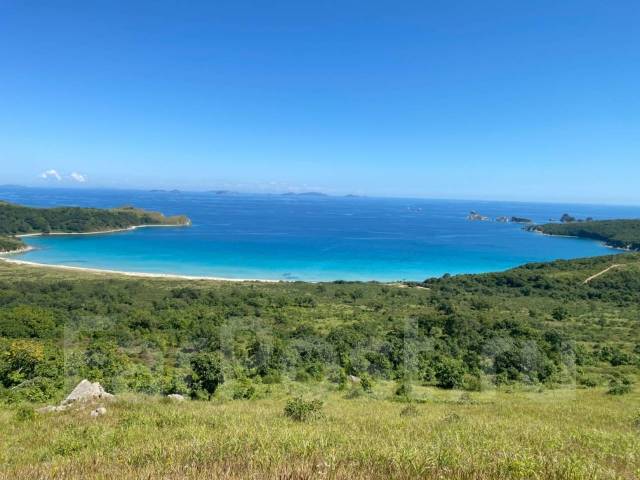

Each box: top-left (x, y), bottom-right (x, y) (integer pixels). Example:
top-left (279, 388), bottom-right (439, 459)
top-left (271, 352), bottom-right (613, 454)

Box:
top-left (0, 202), bottom-right (190, 252)
top-left (530, 219), bottom-right (640, 251)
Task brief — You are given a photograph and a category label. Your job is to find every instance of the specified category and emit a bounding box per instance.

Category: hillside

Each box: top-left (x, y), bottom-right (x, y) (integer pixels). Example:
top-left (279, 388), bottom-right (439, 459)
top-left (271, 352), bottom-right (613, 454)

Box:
top-left (0, 252), bottom-right (639, 477)
top-left (0, 202), bottom-right (190, 252)
top-left (1, 252), bottom-right (638, 403)
top-left (0, 254), bottom-right (638, 478)
top-left (531, 219), bottom-right (640, 251)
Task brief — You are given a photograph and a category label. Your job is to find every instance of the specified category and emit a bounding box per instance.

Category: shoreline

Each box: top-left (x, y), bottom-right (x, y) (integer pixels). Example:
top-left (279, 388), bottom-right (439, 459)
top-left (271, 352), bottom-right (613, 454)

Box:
top-left (528, 228), bottom-right (634, 252)
top-left (16, 223), bottom-right (189, 238)
top-left (1, 223), bottom-right (282, 283)
top-left (1, 224), bottom-right (632, 284)
top-left (0, 246), bottom-right (35, 255)
top-left (0, 256), bottom-right (281, 283)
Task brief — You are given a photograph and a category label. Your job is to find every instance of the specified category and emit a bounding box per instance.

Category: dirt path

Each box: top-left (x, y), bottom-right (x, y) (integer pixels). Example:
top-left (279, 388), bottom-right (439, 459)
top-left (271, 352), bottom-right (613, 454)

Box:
top-left (583, 264), bottom-right (623, 284)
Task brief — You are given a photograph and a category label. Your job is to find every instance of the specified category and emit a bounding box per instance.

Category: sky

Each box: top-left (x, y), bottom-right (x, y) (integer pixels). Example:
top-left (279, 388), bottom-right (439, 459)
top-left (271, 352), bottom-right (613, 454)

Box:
top-left (1, 1), bottom-right (639, 203)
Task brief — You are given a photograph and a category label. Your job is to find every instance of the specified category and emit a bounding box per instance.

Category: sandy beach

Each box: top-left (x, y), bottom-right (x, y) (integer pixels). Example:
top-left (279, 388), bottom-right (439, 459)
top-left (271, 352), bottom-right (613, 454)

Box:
top-left (16, 223), bottom-right (189, 238)
top-left (1, 222), bottom-right (282, 282)
top-left (0, 255), bottom-right (279, 283)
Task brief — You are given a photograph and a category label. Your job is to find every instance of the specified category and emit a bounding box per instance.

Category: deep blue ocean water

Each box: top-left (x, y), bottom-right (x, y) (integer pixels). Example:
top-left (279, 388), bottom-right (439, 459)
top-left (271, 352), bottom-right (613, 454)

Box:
top-left (2, 187), bottom-right (640, 281)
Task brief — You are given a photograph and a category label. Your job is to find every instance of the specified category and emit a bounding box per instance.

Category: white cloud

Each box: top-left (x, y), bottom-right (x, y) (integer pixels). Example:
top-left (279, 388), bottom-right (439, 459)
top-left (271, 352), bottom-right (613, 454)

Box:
top-left (40, 169), bottom-right (62, 181)
top-left (69, 172), bottom-right (88, 183)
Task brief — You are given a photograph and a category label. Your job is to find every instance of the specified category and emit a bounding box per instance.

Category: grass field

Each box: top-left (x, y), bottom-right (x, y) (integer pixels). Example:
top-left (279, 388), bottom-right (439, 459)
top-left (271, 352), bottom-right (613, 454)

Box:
top-left (1, 383), bottom-right (639, 479)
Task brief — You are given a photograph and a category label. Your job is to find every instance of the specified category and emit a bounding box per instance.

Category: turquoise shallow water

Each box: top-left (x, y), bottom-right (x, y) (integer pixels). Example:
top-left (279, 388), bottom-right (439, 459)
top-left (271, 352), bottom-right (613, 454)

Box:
top-left (2, 188), bottom-right (639, 281)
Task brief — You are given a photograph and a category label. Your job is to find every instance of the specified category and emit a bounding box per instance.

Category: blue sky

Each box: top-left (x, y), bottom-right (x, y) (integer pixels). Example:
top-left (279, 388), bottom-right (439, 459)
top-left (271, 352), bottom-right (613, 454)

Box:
top-left (1, 1), bottom-right (639, 203)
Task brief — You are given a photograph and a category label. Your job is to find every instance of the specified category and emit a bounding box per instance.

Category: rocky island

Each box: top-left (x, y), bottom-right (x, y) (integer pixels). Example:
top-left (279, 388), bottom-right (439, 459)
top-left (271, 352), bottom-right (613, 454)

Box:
top-left (466, 211), bottom-right (489, 221)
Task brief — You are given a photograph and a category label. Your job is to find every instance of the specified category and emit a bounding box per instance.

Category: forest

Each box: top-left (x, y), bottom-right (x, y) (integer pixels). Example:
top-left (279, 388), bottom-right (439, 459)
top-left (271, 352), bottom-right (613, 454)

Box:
top-left (0, 202), bottom-right (190, 252)
top-left (1, 252), bottom-right (638, 404)
top-left (532, 219), bottom-right (640, 251)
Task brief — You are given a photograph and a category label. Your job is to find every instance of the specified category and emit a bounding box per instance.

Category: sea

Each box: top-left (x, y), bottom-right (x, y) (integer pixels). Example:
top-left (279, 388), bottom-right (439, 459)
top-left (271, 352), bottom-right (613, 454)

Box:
top-left (2, 186), bottom-right (640, 282)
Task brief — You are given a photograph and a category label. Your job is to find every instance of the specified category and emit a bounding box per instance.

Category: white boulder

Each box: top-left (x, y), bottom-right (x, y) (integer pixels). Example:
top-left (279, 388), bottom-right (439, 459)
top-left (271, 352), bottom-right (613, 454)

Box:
top-left (38, 380), bottom-right (115, 414)
top-left (62, 379), bottom-right (114, 405)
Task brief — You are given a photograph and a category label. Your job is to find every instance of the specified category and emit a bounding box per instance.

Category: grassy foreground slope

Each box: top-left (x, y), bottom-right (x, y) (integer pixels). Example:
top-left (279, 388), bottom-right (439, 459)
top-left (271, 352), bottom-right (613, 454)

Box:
top-left (531, 219), bottom-right (640, 251)
top-left (0, 254), bottom-right (639, 478)
top-left (0, 201), bottom-right (190, 252)
top-left (1, 387), bottom-right (639, 479)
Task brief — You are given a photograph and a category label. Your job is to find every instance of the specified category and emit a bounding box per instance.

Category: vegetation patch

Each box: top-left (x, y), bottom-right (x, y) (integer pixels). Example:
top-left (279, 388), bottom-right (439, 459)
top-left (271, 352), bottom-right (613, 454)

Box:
top-left (283, 397), bottom-right (324, 422)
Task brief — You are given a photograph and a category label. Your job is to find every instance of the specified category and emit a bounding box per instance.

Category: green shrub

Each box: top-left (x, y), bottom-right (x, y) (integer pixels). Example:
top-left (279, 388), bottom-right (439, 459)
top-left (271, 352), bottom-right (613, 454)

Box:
top-left (435, 358), bottom-right (465, 389)
top-left (577, 375), bottom-right (598, 388)
top-left (232, 378), bottom-right (256, 400)
top-left (15, 404), bottom-right (36, 422)
top-left (283, 397), bottom-right (324, 422)
top-left (360, 374), bottom-right (373, 393)
top-left (552, 306), bottom-right (568, 321)
top-left (261, 370), bottom-right (282, 385)
top-left (394, 379), bottom-right (413, 399)
top-left (633, 410), bottom-right (640, 429)
top-left (607, 376), bottom-right (633, 395)
top-left (4, 377), bottom-right (58, 404)
top-left (462, 374), bottom-right (483, 392)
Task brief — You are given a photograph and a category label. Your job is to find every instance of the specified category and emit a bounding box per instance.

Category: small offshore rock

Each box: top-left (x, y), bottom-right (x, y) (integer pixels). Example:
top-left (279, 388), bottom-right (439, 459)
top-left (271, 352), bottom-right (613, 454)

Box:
top-left (167, 394), bottom-right (186, 402)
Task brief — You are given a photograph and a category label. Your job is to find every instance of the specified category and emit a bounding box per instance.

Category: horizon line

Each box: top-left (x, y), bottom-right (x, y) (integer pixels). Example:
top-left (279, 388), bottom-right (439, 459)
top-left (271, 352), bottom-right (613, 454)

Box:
top-left (1, 183), bottom-right (640, 208)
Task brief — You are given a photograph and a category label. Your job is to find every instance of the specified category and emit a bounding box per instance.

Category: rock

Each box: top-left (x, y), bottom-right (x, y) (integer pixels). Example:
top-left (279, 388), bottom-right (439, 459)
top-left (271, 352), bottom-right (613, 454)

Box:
top-left (466, 211), bottom-right (489, 221)
top-left (347, 375), bottom-right (361, 384)
top-left (37, 380), bottom-right (113, 415)
top-left (62, 379), bottom-right (114, 405)
top-left (90, 407), bottom-right (107, 417)
top-left (167, 394), bottom-right (186, 402)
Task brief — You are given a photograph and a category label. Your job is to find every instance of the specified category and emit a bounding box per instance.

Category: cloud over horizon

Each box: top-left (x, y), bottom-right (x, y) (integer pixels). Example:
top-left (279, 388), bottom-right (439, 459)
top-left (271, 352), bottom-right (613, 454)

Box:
top-left (39, 169), bottom-right (88, 183)
top-left (40, 169), bottom-right (62, 181)
top-left (69, 172), bottom-right (88, 183)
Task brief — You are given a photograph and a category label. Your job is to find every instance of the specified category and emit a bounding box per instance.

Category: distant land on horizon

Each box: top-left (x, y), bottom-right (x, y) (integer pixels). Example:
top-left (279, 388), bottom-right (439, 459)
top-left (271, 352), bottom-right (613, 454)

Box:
top-left (3, 184), bottom-right (640, 207)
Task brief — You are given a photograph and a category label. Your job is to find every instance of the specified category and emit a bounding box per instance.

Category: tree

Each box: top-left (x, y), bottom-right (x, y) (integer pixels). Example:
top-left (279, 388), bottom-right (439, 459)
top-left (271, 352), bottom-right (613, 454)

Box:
top-left (190, 352), bottom-right (224, 399)
top-left (434, 357), bottom-right (465, 389)
top-left (0, 340), bottom-right (44, 387)
top-left (551, 306), bottom-right (568, 322)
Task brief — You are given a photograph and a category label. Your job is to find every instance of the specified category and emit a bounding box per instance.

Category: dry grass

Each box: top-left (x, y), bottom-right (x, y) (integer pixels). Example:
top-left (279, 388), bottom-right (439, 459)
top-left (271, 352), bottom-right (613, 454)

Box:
top-left (1, 385), bottom-right (639, 479)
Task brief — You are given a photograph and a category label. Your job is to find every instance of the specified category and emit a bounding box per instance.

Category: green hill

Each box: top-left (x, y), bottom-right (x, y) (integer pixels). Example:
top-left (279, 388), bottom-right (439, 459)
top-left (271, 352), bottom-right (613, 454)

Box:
top-left (1, 252), bottom-right (638, 404)
top-left (531, 219), bottom-right (640, 251)
top-left (0, 202), bottom-right (190, 252)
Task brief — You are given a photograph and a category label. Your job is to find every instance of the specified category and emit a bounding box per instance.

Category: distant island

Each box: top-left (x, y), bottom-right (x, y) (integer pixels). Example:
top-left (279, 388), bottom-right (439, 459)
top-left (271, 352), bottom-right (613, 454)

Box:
top-left (510, 216), bottom-right (533, 224)
top-left (529, 219), bottom-right (640, 251)
top-left (468, 212), bottom-right (531, 223)
top-left (281, 191), bottom-right (328, 197)
top-left (149, 189), bottom-right (182, 194)
top-left (466, 211), bottom-right (489, 221)
top-left (0, 202), bottom-right (191, 253)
